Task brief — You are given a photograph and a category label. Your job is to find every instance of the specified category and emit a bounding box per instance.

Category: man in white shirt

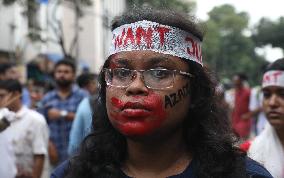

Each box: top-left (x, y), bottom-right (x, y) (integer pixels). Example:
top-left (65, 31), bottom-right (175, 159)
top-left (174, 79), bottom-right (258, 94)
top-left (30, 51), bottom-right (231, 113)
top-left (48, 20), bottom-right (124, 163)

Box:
top-left (0, 79), bottom-right (49, 178)
top-left (0, 108), bottom-right (17, 178)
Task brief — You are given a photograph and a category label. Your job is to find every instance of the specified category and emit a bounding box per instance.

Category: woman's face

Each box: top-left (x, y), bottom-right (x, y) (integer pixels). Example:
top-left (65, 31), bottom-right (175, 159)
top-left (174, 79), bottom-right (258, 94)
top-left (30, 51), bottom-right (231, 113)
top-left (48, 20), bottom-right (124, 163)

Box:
top-left (105, 50), bottom-right (191, 138)
top-left (262, 86), bottom-right (284, 131)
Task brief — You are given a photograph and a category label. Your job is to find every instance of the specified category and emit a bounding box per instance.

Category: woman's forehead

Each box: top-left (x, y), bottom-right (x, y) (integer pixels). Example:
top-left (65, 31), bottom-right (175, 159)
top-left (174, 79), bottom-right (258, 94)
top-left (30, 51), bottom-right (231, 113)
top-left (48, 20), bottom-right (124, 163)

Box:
top-left (109, 51), bottom-right (188, 69)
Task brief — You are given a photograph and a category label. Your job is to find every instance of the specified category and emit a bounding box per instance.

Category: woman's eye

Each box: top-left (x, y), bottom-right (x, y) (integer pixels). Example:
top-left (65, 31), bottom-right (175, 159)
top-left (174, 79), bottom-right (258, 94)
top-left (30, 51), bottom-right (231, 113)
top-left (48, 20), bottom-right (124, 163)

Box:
top-left (277, 91), bottom-right (284, 98)
top-left (263, 91), bottom-right (271, 99)
top-left (151, 69), bottom-right (171, 79)
top-left (115, 69), bottom-right (131, 78)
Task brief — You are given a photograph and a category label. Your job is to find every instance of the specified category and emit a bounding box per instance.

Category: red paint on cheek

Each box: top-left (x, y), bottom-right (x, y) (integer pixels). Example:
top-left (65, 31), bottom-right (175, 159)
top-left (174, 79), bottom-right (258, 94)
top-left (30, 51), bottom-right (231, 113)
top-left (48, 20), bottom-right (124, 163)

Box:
top-left (111, 97), bottom-right (124, 109)
top-left (109, 94), bottom-right (166, 136)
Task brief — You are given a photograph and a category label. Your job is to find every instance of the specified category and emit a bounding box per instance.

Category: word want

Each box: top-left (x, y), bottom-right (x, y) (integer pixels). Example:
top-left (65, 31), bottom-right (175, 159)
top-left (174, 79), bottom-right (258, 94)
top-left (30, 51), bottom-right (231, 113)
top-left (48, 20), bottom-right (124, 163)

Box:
top-left (113, 26), bottom-right (202, 63)
top-left (165, 83), bottom-right (190, 108)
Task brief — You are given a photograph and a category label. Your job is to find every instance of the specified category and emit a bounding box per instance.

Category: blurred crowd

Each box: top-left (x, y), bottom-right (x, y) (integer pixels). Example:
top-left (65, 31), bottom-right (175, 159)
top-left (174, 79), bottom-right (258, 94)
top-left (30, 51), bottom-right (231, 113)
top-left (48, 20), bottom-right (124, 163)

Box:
top-left (0, 57), bottom-right (98, 178)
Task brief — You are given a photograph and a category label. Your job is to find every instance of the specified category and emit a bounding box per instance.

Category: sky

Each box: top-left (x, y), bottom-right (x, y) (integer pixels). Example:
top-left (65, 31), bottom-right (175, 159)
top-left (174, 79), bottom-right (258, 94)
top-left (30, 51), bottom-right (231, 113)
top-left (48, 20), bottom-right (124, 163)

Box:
top-left (195, 0), bottom-right (284, 62)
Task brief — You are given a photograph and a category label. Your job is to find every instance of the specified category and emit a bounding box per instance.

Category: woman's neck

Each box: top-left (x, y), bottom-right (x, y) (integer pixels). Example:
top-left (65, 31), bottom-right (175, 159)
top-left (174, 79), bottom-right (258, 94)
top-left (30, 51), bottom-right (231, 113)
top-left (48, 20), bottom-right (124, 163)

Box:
top-left (122, 129), bottom-right (192, 178)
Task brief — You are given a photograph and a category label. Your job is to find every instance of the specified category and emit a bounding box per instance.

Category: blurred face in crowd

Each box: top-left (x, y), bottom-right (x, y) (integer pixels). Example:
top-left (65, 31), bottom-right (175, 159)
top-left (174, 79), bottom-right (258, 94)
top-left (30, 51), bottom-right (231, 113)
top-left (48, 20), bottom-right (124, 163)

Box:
top-left (54, 64), bottom-right (75, 88)
top-left (105, 50), bottom-right (191, 139)
top-left (0, 88), bottom-right (10, 108)
top-left (233, 75), bottom-right (242, 88)
top-left (86, 80), bottom-right (97, 95)
top-left (262, 86), bottom-right (284, 131)
top-left (0, 88), bottom-right (20, 110)
top-left (30, 86), bottom-right (45, 106)
top-left (0, 66), bottom-right (20, 80)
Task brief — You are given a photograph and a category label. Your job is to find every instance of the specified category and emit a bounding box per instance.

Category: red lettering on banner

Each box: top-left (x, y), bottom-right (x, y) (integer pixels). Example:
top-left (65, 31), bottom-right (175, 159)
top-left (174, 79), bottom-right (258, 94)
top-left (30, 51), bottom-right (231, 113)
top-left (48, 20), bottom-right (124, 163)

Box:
top-left (197, 44), bottom-right (202, 63)
top-left (156, 27), bottom-right (171, 47)
top-left (263, 74), bottom-right (270, 83)
top-left (263, 71), bottom-right (283, 83)
top-left (195, 43), bottom-right (201, 62)
top-left (124, 28), bottom-right (135, 46)
top-left (186, 37), bottom-right (196, 56)
top-left (185, 36), bottom-right (202, 62)
top-left (136, 27), bottom-right (153, 48)
top-left (272, 71), bottom-right (283, 82)
top-left (114, 28), bottom-right (126, 49)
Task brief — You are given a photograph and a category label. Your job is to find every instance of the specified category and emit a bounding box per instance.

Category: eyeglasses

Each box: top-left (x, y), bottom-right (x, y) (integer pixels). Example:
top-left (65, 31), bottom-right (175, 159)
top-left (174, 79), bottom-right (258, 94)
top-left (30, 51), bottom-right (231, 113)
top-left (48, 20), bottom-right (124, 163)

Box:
top-left (104, 68), bottom-right (194, 90)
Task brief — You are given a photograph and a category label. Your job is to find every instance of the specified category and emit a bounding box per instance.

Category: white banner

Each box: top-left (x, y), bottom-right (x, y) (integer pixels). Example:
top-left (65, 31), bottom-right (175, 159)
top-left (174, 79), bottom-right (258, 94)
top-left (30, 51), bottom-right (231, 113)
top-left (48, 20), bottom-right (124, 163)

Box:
top-left (262, 70), bottom-right (284, 88)
top-left (109, 20), bottom-right (203, 66)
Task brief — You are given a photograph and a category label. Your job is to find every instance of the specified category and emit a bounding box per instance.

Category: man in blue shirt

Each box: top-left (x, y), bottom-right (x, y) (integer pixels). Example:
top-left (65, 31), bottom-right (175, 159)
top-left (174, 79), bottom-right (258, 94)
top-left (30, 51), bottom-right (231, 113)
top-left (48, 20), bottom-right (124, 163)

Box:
top-left (38, 59), bottom-right (87, 166)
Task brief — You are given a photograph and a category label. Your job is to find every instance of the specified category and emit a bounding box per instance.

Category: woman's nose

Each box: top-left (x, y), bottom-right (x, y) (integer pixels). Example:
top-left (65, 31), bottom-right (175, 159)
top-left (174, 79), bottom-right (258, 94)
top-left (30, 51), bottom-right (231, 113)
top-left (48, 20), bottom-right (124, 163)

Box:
top-left (268, 94), bottom-right (279, 107)
top-left (125, 72), bottom-right (149, 96)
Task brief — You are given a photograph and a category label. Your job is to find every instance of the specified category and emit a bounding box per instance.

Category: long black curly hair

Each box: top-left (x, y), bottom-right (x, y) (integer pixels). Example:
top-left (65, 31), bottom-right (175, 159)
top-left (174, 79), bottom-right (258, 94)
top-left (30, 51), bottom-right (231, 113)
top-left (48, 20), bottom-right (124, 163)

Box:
top-left (65, 7), bottom-right (247, 178)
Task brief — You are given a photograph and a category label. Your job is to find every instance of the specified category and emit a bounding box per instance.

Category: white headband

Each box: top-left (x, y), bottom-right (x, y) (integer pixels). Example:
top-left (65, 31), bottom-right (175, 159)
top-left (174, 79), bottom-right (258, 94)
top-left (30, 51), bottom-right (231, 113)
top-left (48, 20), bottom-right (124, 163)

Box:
top-left (109, 20), bottom-right (203, 66)
top-left (262, 70), bottom-right (284, 88)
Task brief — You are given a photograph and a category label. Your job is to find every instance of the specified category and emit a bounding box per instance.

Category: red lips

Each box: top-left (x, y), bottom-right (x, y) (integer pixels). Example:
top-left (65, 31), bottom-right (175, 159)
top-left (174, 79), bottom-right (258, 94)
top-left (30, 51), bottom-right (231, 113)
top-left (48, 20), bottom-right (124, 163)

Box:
top-left (123, 102), bottom-right (150, 110)
top-left (110, 95), bottom-right (166, 136)
top-left (119, 101), bottom-right (152, 118)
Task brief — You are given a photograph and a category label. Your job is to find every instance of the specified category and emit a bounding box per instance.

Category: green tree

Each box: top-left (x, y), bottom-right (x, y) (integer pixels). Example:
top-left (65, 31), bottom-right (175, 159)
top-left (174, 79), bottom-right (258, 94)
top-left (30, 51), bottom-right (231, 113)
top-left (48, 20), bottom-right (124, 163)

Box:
top-left (126, 0), bottom-right (196, 13)
top-left (252, 17), bottom-right (284, 50)
top-left (203, 4), bottom-right (267, 85)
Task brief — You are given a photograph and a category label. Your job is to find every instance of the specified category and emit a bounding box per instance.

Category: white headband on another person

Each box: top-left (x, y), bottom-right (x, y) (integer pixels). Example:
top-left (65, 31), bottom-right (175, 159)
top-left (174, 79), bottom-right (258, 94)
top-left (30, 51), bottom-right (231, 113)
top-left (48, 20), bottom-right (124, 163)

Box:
top-left (262, 70), bottom-right (284, 88)
top-left (109, 20), bottom-right (203, 66)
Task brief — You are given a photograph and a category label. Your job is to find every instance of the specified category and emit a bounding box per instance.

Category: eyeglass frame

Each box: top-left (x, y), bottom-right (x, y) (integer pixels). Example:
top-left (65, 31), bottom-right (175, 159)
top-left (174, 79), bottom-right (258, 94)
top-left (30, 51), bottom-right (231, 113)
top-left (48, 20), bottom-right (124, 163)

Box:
top-left (103, 68), bottom-right (194, 90)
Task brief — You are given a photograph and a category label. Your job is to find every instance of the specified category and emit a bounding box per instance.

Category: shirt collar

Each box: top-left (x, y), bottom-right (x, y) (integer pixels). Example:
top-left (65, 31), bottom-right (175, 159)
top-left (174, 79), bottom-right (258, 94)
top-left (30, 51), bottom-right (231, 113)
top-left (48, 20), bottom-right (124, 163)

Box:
top-left (15, 106), bottom-right (28, 119)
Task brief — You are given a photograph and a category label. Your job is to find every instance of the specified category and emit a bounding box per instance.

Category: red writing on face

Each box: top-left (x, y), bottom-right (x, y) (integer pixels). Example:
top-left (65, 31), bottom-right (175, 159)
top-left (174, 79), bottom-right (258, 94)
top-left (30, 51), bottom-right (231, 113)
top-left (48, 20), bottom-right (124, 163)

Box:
top-left (110, 94), bottom-right (166, 136)
top-left (263, 71), bottom-right (283, 83)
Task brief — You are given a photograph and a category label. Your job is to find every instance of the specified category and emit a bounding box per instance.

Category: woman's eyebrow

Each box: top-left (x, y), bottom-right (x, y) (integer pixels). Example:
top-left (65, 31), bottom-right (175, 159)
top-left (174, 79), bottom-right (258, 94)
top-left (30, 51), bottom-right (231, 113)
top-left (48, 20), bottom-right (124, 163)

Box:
top-left (148, 57), bottom-right (176, 66)
top-left (111, 56), bottom-right (177, 68)
top-left (112, 58), bottom-right (129, 65)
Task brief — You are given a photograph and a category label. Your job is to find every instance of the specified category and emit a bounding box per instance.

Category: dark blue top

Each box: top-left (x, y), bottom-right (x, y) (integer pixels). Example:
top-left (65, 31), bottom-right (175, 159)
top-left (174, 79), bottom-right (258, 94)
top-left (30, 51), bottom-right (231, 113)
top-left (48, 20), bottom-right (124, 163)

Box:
top-left (51, 157), bottom-right (273, 178)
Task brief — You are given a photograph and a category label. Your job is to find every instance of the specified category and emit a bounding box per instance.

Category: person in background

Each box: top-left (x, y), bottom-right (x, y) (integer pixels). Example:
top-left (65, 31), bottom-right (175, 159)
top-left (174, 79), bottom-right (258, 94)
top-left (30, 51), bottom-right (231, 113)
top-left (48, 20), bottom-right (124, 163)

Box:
top-left (0, 79), bottom-right (49, 178)
top-left (38, 59), bottom-right (88, 167)
top-left (52, 7), bottom-right (272, 178)
top-left (231, 73), bottom-right (252, 141)
top-left (68, 74), bottom-right (98, 155)
top-left (76, 73), bottom-right (98, 95)
top-left (28, 80), bottom-right (46, 109)
top-left (0, 62), bottom-right (31, 106)
top-left (248, 85), bottom-right (268, 136)
top-left (248, 58), bottom-right (284, 178)
top-left (0, 88), bottom-right (17, 178)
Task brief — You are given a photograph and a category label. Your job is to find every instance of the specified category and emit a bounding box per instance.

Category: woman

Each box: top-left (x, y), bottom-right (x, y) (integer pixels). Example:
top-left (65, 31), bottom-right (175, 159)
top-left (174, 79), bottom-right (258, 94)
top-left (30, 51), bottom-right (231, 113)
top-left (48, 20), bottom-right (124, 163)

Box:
top-left (248, 58), bottom-right (284, 178)
top-left (52, 7), bottom-right (272, 178)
